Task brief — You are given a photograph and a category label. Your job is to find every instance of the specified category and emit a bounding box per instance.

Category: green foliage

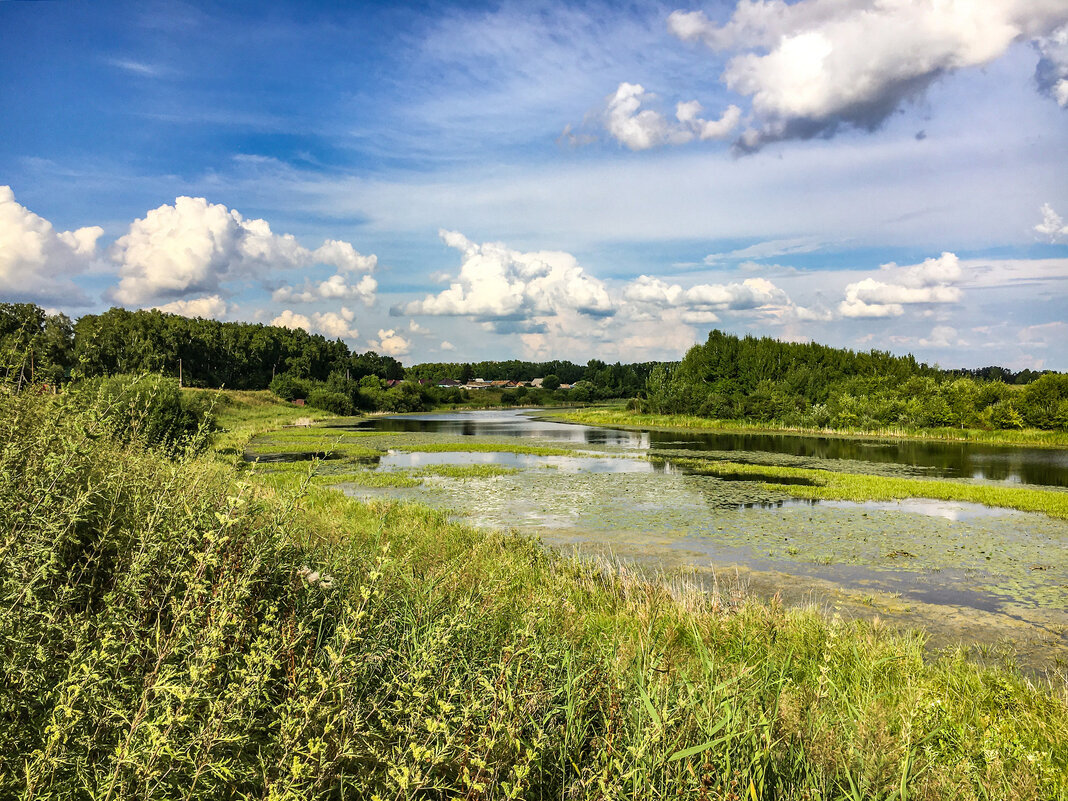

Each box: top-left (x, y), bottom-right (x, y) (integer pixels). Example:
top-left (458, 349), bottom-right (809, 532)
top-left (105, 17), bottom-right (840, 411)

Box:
top-left (404, 358), bottom-right (657, 400)
top-left (72, 374), bottom-right (215, 451)
top-left (2, 390), bottom-right (1067, 798)
top-left (305, 388), bottom-right (355, 416)
top-left (0, 305), bottom-right (405, 390)
top-left (650, 330), bottom-right (1068, 432)
top-left (269, 373), bottom-right (311, 401)
top-left (0, 302), bottom-right (74, 385)
top-left (541, 374), bottom-right (561, 391)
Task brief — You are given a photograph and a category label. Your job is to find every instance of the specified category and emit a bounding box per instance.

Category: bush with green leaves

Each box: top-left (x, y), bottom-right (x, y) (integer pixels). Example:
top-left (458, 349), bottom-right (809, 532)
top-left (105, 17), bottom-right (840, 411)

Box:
top-left (269, 373), bottom-right (311, 402)
top-left (71, 374), bottom-right (214, 451)
top-left (305, 387), bottom-right (355, 416)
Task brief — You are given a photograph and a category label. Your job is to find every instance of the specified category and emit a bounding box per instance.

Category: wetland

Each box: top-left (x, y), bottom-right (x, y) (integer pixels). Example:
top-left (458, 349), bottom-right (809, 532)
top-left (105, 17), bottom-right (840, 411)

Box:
top-left (248, 408), bottom-right (1068, 668)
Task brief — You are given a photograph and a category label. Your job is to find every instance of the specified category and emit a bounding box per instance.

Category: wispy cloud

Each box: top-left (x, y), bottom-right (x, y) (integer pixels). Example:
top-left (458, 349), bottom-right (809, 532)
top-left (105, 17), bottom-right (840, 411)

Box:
top-left (106, 57), bottom-right (167, 77)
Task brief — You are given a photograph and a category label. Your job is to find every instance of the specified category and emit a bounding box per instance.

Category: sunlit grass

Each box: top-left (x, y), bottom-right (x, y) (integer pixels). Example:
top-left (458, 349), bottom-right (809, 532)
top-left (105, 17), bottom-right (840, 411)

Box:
top-left (199, 388), bottom-right (338, 461)
top-left (417, 463), bottom-right (520, 479)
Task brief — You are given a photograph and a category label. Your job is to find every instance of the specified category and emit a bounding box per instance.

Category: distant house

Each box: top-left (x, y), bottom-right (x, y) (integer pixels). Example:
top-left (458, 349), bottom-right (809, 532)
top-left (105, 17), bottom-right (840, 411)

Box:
top-left (436, 378), bottom-right (462, 387)
top-left (384, 379), bottom-right (403, 387)
top-left (292, 398), bottom-right (306, 407)
top-left (559, 384), bottom-right (572, 390)
top-left (531, 378), bottom-right (544, 388)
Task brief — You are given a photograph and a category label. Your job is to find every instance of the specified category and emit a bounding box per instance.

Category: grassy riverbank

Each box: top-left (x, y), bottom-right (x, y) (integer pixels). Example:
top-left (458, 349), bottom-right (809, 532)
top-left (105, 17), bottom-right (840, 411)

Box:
top-left (553, 408), bottom-right (1068, 449)
top-left (3, 388), bottom-right (1068, 799)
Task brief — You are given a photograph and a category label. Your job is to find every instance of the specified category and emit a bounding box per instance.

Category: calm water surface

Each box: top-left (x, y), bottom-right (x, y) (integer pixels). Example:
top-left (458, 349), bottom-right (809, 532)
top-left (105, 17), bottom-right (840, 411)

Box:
top-left (353, 409), bottom-right (1068, 486)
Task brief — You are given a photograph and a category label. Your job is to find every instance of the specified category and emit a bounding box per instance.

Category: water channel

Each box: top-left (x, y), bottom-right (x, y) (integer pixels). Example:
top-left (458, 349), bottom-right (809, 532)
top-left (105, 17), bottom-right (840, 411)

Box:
top-left (321, 409), bottom-right (1068, 667)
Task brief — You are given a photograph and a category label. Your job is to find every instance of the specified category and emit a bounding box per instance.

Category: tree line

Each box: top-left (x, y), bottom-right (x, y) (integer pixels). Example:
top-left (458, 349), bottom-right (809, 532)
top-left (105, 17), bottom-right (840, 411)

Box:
top-left (4, 305), bottom-right (1064, 430)
top-left (643, 329), bottom-right (1068, 431)
top-left (0, 304), bottom-right (658, 414)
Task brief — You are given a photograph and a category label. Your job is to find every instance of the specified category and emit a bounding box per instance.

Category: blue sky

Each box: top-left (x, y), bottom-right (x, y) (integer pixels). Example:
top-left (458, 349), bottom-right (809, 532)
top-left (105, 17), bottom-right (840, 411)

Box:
top-left (2, 0), bottom-right (1067, 368)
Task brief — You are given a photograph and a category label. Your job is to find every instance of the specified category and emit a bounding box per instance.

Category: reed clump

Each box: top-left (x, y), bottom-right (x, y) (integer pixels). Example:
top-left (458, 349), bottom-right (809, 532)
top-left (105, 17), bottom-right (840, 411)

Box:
top-left (2, 386), bottom-right (1066, 799)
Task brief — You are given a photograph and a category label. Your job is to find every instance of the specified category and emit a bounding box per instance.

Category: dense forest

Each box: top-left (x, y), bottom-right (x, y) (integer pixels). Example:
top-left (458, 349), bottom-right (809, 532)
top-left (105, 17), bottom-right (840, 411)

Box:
top-left (645, 329), bottom-right (1068, 431)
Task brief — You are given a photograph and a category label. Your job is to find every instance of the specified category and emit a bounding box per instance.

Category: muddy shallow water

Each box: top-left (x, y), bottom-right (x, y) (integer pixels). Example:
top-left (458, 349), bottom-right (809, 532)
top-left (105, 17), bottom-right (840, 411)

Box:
top-left (323, 409), bottom-right (1068, 667)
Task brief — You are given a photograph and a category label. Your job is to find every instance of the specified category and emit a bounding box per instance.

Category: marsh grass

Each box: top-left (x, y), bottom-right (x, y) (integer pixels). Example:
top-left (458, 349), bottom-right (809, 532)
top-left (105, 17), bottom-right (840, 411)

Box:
top-left (3, 387), bottom-right (1067, 799)
top-left (672, 458), bottom-right (1068, 519)
top-left (417, 464), bottom-right (521, 479)
top-left (556, 409), bottom-right (1068, 449)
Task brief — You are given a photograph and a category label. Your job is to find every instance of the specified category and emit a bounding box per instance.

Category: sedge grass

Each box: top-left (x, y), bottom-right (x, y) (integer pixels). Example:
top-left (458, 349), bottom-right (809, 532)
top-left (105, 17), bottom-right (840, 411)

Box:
top-left (2, 387), bottom-right (1067, 799)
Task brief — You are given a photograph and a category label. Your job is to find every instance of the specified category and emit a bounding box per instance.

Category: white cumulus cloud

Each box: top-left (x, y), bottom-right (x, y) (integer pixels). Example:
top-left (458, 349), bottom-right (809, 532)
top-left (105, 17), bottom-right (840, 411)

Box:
top-left (111, 196), bottom-right (376, 304)
top-left (1035, 24), bottom-right (1068, 106)
top-left (839, 251), bottom-right (963, 318)
top-left (1035, 203), bottom-right (1068, 242)
top-left (918, 325), bottom-right (963, 348)
top-left (270, 307), bottom-right (360, 340)
top-left (313, 307), bottom-right (360, 340)
top-left (0, 185), bottom-right (102, 303)
top-left (273, 273), bottom-right (377, 305)
top-left (622, 274), bottom-right (789, 313)
top-left (403, 230), bottom-right (614, 329)
top-left (666, 1), bottom-right (1068, 151)
top-left (603, 82), bottom-right (741, 150)
top-left (312, 239), bottom-right (377, 273)
top-left (153, 295), bottom-right (228, 319)
top-left (271, 309), bottom-right (312, 331)
top-left (370, 328), bottom-right (412, 357)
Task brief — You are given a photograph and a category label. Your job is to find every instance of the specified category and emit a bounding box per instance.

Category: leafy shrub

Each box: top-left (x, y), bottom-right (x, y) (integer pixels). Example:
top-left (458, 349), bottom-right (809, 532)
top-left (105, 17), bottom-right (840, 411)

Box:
top-left (269, 373), bottom-right (311, 401)
top-left (73, 374), bottom-right (213, 451)
top-left (306, 388), bottom-right (355, 415)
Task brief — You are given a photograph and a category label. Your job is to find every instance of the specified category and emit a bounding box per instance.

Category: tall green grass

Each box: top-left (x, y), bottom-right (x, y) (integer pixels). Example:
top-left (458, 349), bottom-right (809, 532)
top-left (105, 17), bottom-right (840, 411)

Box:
top-left (2, 387), bottom-right (1067, 799)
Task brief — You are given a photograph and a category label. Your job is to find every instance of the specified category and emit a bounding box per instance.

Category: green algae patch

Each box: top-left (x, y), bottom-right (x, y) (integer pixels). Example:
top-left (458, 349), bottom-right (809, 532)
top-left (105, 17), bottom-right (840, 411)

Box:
top-left (675, 458), bottom-right (1068, 519)
top-left (390, 441), bottom-right (577, 456)
top-left (320, 470), bottom-right (423, 488)
top-left (416, 464), bottom-right (520, 479)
